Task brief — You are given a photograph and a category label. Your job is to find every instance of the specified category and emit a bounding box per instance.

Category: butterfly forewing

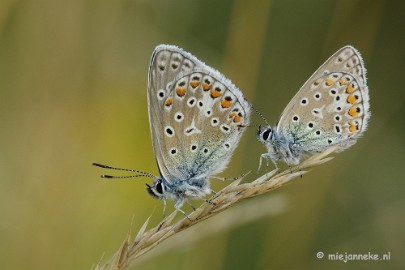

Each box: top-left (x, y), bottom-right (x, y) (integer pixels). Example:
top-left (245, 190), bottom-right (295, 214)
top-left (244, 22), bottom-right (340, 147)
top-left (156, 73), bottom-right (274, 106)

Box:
top-left (148, 45), bottom-right (208, 179)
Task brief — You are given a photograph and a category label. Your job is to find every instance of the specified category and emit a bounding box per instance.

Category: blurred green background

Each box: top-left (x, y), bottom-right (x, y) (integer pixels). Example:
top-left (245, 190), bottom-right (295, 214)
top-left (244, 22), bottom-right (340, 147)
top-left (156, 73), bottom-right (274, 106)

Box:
top-left (1, 0), bottom-right (404, 269)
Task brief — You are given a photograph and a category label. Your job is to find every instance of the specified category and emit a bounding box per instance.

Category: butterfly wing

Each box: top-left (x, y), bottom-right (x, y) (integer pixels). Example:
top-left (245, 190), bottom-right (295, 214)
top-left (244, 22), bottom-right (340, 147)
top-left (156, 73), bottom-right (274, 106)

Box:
top-left (148, 45), bottom-right (204, 181)
top-left (148, 45), bottom-right (251, 182)
top-left (276, 46), bottom-right (370, 153)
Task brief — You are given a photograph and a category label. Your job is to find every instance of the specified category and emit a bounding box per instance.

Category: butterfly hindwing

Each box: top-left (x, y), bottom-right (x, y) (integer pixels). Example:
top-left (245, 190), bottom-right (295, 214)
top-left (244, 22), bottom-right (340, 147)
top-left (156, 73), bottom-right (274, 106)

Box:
top-left (276, 46), bottom-right (370, 153)
top-left (160, 70), bottom-right (250, 180)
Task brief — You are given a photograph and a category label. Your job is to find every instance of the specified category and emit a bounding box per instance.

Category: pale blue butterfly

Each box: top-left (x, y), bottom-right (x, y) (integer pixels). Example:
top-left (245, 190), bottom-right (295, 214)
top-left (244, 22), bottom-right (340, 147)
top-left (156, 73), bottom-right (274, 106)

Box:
top-left (94, 45), bottom-right (251, 214)
top-left (257, 46), bottom-right (370, 169)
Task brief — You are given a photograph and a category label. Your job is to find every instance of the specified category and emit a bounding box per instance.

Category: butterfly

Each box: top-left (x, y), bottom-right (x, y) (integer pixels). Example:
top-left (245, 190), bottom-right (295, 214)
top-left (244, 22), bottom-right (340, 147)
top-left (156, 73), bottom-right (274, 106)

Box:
top-left (94, 45), bottom-right (251, 215)
top-left (257, 46), bottom-right (370, 169)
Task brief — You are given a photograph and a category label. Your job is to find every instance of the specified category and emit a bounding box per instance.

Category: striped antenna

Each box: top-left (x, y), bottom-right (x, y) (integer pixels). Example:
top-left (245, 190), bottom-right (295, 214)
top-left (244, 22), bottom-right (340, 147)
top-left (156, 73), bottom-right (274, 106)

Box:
top-left (251, 104), bottom-right (270, 126)
top-left (92, 163), bottom-right (156, 179)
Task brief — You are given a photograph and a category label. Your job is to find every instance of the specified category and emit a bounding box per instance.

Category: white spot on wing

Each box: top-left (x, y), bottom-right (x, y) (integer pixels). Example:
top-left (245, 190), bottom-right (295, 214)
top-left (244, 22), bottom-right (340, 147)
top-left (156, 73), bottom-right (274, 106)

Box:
top-left (311, 105), bottom-right (325, 119)
top-left (184, 119), bottom-right (201, 136)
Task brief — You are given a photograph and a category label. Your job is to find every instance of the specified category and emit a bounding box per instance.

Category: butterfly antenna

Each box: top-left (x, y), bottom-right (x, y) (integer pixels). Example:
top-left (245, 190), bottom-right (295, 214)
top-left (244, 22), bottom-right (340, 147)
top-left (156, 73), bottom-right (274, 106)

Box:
top-left (92, 163), bottom-right (156, 179)
top-left (240, 123), bottom-right (262, 128)
top-left (251, 104), bottom-right (269, 126)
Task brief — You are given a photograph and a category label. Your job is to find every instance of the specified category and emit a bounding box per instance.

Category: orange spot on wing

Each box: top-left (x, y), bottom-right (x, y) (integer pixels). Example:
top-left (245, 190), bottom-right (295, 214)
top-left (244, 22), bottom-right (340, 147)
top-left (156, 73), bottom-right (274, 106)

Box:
top-left (340, 78), bottom-right (348, 85)
top-left (211, 90), bottom-right (221, 98)
top-left (348, 121), bottom-right (358, 133)
top-left (176, 87), bottom-right (186, 97)
top-left (202, 83), bottom-right (211, 91)
top-left (347, 95), bottom-right (356, 104)
top-left (348, 107), bottom-right (358, 117)
top-left (229, 112), bottom-right (241, 123)
top-left (346, 84), bottom-right (354, 93)
top-left (221, 99), bottom-right (232, 108)
top-left (326, 78), bottom-right (334, 86)
top-left (190, 81), bottom-right (199, 88)
top-left (165, 97), bottom-right (173, 106)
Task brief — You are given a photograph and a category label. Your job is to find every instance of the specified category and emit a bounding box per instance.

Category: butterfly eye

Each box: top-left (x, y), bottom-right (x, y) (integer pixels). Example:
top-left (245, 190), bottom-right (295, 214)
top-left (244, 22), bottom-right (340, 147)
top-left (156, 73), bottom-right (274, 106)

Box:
top-left (155, 180), bottom-right (164, 194)
top-left (262, 128), bottom-right (272, 141)
top-left (146, 182), bottom-right (163, 198)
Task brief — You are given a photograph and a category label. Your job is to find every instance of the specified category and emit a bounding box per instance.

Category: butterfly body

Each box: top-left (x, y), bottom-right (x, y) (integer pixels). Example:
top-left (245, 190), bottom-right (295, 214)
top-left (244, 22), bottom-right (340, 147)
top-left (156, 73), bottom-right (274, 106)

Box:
top-left (257, 46), bottom-right (370, 169)
top-left (147, 177), bottom-right (210, 210)
top-left (257, 127), bottom-right (302, 167)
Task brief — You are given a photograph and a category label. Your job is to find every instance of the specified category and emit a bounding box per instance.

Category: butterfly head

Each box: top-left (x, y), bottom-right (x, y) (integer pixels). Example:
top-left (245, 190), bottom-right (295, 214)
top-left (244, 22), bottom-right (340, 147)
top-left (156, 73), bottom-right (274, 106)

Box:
top-left (257, 125), bottom-right (274, 144)
top-left (146, 178), bottom-right (167, 200)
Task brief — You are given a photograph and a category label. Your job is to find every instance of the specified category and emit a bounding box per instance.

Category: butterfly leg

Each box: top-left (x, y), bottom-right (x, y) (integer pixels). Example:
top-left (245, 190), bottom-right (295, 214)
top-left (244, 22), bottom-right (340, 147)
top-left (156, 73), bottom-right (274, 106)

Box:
top-left (257, 154), bottom-right (265, 173)
top-left (185, 200), bottom-right (196, 211)
top-left (271, 159), bottom-right (280, 171)
top-left (162, 200), bottom-right (167, 219)
top-left (175, 199), bottom-right (191, 219)
top-left (258, 153), bottom-right (272, 173)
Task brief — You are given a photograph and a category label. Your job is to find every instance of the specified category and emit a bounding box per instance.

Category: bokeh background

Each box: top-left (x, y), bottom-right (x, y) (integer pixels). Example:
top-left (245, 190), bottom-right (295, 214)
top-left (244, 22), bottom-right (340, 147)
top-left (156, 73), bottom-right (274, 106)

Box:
top-left (1, 0), bottom-right (404, 269)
